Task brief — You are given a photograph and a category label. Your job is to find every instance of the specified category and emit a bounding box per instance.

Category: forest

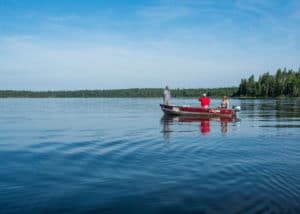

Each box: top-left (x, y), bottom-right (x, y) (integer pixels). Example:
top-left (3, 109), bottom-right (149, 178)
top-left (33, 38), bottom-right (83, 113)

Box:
top-left (235, 68), bottom-right (300, 97)
top-left (0, 87), bottom-right (237, 98)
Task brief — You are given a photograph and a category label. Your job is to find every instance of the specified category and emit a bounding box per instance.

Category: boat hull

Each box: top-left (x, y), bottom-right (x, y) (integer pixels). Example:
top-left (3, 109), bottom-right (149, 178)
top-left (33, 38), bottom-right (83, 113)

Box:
top-left (160, 104), bottom-right (236, 118)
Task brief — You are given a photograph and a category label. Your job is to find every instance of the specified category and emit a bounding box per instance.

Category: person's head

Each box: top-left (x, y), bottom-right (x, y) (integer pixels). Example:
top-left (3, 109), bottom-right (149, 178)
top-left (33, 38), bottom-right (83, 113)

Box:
top-left (223, 96), bottom-right (227, 100)
top-left (165, 86), bottom-right (169, 90)
top-left (202, 93), bottom-right (207, 97)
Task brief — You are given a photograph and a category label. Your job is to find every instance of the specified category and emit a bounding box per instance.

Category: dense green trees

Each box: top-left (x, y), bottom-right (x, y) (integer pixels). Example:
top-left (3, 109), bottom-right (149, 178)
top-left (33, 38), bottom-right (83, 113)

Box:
top-left (0, 87), bottom-right (238, 98)
top-left (235, 68), bottom-right (300, 97)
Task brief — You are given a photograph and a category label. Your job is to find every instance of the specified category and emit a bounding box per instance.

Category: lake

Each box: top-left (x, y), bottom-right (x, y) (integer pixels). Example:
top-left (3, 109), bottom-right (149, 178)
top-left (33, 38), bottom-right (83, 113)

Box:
top-left (0, 98), bottom-right (300, 213)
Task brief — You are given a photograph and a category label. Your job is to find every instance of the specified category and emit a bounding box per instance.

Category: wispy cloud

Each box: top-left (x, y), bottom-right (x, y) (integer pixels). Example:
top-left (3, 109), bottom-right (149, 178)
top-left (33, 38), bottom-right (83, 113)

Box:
top-left (137, 4), bottom-right (191, 23)
top-left (136, 0), bottom-right (225, 24)
top-left (2, 30), bottom-right (296, 90)
top-left (0, 34), bottom-right (254, 90)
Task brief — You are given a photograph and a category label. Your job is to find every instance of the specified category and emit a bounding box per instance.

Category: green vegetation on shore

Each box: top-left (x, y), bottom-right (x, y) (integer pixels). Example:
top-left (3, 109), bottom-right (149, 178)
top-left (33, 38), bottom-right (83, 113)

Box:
top-left (1, 68), bottom-right (299, 98)
top-left (235, 68), bottom-right (300, 98)
top-left (0, 87), bottom-right (238, 98)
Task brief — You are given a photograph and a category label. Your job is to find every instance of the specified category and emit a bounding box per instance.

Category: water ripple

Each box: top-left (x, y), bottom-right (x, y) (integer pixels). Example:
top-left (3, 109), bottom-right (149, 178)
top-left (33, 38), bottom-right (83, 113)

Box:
top-left (0, 98), bottom-right (300, 213)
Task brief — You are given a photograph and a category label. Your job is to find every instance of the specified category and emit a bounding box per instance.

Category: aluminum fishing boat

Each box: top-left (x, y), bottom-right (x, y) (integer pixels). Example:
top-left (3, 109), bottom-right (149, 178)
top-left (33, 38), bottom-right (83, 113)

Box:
top-left (160, 104), bottom-right (240, 118)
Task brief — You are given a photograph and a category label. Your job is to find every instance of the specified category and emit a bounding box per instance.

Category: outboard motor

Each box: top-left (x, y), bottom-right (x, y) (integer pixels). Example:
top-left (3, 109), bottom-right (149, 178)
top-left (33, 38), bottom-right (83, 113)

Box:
top-left (234, 106), bottom-right (241, 112)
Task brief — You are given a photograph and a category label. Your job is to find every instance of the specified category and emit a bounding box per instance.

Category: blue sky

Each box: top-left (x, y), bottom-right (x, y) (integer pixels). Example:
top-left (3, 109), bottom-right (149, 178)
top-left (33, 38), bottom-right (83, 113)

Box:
top-left (0, 0), bottom-right (300, 90)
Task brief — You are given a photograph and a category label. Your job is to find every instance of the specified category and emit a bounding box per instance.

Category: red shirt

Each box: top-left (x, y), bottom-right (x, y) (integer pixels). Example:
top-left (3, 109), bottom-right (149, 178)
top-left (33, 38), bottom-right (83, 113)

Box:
top-left (199, 97), bottom-right (211, 107)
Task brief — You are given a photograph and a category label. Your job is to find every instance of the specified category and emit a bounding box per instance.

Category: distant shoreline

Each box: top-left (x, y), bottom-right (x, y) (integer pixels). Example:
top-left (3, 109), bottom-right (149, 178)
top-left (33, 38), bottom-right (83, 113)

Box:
top-left (1, 68), bottom-right (299, 98)
top-left (0, 88), bottom-right (238, 98)
top-left (0, 88), bottom-right (299, 98)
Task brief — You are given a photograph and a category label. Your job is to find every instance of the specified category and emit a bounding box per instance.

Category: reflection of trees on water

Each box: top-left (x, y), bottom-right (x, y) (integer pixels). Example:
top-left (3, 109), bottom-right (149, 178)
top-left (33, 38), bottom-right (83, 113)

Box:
top-left (239, 99), bottom-right (300, 119)
top-left (275, 99), bottom-right (300, 118)
top-left (160, 115), bottom-right (239, 140)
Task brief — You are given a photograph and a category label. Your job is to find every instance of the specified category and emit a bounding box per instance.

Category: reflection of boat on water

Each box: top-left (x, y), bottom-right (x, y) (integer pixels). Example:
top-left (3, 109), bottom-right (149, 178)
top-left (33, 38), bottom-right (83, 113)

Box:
top-left (161, 114), bottom-right (239, 123)
top-left (161, 114), bottom-right (240, 137)
top-left (160, 104), bottom-right (240, 118)
top-left (169, 115), bottom-right (236, 123)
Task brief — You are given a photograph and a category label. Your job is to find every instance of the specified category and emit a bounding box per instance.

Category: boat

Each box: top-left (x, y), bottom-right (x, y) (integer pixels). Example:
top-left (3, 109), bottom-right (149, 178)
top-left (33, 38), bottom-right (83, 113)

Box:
top-left (160, 104), bottom-right (240, 118)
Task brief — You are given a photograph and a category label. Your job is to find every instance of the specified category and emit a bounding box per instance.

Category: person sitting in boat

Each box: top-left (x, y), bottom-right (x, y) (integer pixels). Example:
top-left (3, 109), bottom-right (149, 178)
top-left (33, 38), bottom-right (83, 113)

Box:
top-left (163, 86), bottom-right (171, 105)
top-left (219, 96), bottom-right (229, 109)
top-left (198, 93), bottom-right (211, 108)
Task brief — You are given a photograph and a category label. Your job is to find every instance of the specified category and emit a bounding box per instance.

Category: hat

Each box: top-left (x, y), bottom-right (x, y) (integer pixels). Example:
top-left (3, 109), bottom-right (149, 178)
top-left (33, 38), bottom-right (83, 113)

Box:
top-left (202, 93), bottom-right (206, 97)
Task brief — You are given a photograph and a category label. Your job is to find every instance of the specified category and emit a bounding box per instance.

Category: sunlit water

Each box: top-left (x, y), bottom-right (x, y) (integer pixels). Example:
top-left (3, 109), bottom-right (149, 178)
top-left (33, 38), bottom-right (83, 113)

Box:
top-left (0, 98), bottom-right (299, 213)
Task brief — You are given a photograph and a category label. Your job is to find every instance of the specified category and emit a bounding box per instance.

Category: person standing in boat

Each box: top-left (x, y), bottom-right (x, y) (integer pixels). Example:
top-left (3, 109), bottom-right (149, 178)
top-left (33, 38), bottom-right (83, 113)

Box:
top-left (219, 96), bottom-right (229, 109)
top-left (199, 93), bottom-right (211, 108)
top-left (163, 86), bottom-right (171, 105)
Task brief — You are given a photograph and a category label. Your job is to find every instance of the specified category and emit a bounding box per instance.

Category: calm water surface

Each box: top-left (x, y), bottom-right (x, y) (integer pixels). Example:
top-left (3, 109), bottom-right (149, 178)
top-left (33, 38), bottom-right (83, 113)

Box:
top-left (0, 98), bottom-right (300, 213)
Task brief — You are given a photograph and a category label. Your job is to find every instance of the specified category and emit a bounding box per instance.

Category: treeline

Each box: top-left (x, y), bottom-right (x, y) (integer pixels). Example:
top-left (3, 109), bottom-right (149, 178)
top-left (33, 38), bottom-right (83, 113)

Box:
top-left (2, 68), bottom-right (299, 98)
top-left (235, 68), bottom-right (300, 97)
top-left (0, 87), bottom-right (238, 98)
